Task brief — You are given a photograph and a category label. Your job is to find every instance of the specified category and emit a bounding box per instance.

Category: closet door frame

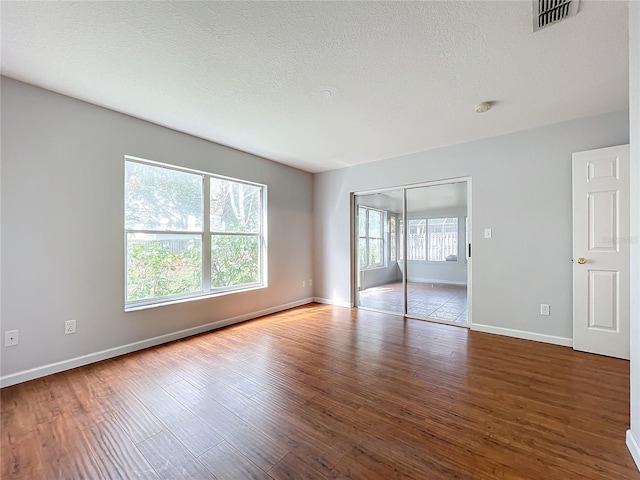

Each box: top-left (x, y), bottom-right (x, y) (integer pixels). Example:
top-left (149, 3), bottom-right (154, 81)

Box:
top-left (350, 176), bottom-right (472, 328)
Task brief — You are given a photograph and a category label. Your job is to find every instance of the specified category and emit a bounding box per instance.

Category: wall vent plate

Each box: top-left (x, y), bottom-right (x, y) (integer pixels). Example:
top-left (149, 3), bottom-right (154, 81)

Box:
top-left (533, 0), bottom-right (580, 32)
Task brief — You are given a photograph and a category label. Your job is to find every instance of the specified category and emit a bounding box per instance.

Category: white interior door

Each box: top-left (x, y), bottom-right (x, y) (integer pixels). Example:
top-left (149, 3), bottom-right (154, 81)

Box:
top-left (572, 145), bottom-right (630, 359)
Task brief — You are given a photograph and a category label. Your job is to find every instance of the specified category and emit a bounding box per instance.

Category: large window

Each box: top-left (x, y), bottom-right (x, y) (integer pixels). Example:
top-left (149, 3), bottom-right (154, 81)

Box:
top-left (404, 217), bottom-right (458, 262)
top-left (125, 158), bottom-right (265, 308)
top-left (427, 217), bottom-right (458, 261)
top-left (358, 206), bottom-right (385, 268)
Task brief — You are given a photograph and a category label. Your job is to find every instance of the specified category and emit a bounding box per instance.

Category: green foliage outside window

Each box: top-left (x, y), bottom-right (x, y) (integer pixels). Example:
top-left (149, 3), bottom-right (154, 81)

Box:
top-left (127, 239), bottom-right (201, 301)
top-left (358, 206), bottom-right (385, 269)
top-left (211, 236), bottom-right (259, 287)
top-left (125, 160), bottom-right (263, 304)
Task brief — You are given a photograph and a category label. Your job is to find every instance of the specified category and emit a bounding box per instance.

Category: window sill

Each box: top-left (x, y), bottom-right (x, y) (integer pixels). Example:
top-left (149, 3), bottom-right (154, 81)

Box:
top-left (404, 260), bottom-right (461, 264)
top-left (360, 265), bottom-right (388, 271)
top-left (125, 284), bottom-right (267, 312)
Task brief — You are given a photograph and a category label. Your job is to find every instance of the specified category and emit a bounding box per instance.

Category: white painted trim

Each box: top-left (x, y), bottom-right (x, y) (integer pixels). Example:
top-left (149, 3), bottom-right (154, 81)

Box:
top-left (313, 297), bottom-right (353, 309)
top-left (471, 323), bottom-right (573, 347)
top-left (0, 298), bottom-right (313, 388)
top-left (627, 430), bottom-right (640, 471)
top-left (354, 175), bottom-right (473, 196)
top-left (466, 178), bottom-right (473, 326)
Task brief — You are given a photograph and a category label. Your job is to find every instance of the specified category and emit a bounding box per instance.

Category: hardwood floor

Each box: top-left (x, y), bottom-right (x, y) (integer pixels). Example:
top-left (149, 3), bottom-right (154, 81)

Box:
top-left (1, 304), bottom-right (638, 479)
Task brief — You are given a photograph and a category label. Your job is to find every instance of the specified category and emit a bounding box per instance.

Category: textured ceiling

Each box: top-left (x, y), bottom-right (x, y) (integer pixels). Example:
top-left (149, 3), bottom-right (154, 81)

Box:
top-left (0, 1), bottom-right (629, 173)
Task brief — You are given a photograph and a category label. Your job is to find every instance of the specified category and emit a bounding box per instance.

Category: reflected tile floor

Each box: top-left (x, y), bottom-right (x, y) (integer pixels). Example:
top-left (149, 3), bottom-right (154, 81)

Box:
top-left (358, 281), bottom-right (468, 325)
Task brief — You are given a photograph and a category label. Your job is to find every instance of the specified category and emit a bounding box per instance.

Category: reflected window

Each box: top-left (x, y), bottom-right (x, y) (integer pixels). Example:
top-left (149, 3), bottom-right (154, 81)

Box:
top-left (427, 217), bottom-right (458, 262)
top-left (358, 206), bottom-right (386, 268)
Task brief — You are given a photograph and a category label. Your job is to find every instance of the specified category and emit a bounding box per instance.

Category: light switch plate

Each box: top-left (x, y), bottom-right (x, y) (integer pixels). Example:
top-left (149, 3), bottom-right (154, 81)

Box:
top-left (484, 228), bottom-right (492, 239)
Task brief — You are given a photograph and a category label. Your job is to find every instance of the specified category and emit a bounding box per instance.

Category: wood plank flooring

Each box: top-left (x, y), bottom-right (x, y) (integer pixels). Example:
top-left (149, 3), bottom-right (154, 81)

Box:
top-left (1, 304), bottom-right (638, 479)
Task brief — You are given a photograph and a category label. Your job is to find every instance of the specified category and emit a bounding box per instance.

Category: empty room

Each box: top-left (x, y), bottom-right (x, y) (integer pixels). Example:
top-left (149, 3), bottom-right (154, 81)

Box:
top-left (2, 1), bottom-right (640, 479)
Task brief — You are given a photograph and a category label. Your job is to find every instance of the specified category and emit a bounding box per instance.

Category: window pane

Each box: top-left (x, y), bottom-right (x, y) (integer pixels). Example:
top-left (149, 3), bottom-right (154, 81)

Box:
top-left (359, 237), bottom-right (367, 267)
top-left (369, 239), bottom-right (383, 266)
top-left (427, 217), bottom-right (458, 262)
top-left (399, 219), bottom-right (404, 260)
top-left (389, 216), bottom-right (396, 261)
top-left (127, 234), bottom-right (202, 301)
top-left (368, 210), bottom-right (383, 237)
top-left (125, 162), bottom-right (203, 231)
top-left (390, 233), bottom-right (396, 262)
top-left (210, 179), bottom-right (260, 233)
top-left (408, 219), bottom-right (426, 260)
top-left (211, 235), bottom-right (259, 288)
top-left (409, 219), bottom-right (426, 235)
top-left (358, 207), bottom-right (366, 235)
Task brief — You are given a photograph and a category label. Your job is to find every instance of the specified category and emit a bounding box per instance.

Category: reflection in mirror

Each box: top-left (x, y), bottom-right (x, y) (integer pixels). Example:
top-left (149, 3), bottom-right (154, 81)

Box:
top-left (355, 191), bottom-right (404, 315)
top-left (355, 182), bottom-right (469, 326)
top-left (405, 183), bottom-right (468, 324)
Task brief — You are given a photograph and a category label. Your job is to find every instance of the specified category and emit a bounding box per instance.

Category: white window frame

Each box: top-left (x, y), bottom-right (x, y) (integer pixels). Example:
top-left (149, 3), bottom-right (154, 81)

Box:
top-left (125, 156), bottom-right (267, 311)
top-left (358, 206), bottom-right (386, 269)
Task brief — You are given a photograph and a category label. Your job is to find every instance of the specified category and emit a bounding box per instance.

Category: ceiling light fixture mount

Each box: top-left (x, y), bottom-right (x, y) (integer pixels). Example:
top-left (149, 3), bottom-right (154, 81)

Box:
top-left (310, 86), bottom-right (339, 101)
top-left (474, 102), bottom-right (492, 113)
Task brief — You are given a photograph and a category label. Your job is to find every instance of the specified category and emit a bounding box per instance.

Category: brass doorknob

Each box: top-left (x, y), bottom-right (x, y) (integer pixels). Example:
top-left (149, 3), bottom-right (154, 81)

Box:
top-left (577, 257), bottom-right (587, 264)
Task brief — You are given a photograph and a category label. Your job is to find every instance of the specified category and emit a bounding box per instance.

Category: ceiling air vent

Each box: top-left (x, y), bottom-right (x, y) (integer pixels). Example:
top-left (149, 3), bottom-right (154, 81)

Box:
top-left (533, 0), bottom-right (580, 32)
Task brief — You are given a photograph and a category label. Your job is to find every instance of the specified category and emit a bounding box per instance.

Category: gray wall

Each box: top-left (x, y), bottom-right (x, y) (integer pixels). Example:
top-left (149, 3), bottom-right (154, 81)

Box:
top-left (360, 263), bottom-right (401, 290)
top-left (0, 77), bottom-right (313, 380)
top-left (314, 111), bottom-right (629, 340)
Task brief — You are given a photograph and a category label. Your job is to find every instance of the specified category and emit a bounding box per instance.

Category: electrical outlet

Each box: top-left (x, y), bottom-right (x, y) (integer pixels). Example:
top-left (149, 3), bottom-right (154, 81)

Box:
top-left (4, 330), bottom-right (19, 347)
top-left (302, 280), bottom-right (306, 288)
top-left (65, 319), bottom-right (77, 334)
top-left (309, 279), bottom-right (313, 286)
top-left (540, 304), bottom-right (550, 316)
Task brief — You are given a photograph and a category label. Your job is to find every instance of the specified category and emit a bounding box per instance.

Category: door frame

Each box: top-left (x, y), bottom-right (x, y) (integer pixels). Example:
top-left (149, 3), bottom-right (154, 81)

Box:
top-left (350, 176), bottom-right (473, 327)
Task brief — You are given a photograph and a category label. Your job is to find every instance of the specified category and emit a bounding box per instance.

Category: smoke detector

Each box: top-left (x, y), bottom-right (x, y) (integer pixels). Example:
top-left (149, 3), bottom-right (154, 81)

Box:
top-left (474, 102), bottom-right (492, 114)
top-left (533, 0), bottom-right (580, 32)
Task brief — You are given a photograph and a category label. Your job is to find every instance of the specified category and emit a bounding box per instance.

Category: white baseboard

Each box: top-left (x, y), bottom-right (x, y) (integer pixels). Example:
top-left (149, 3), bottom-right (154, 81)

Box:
top-left (628, 430), bottom-right (640, 471)
top-left (310, 303), bottom-right (572, 348)
top-left (406, 278), bottom-right (467, 286)
top-left (313, 297), bottom-right (353, 309)
top-left (471, 323), bottom-right (573, 347)
top-left (0, 298), bottom-right (313, 388)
